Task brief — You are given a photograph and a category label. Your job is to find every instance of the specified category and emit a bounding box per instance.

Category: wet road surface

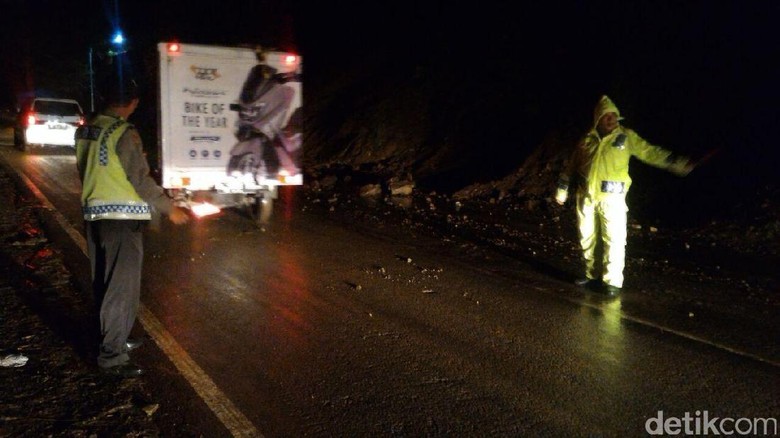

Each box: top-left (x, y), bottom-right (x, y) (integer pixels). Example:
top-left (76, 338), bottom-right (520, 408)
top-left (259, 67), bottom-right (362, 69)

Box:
top-left (0, 133), bottom-right (777, 436)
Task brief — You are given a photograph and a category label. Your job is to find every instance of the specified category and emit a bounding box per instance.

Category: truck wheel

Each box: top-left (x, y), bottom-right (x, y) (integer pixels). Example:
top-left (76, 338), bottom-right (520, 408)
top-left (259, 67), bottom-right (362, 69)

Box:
top-left (254, 196), bottom-right (273, 225)
top-left (248, 196), bottom-right (274, 226)
top-left (14, 130), bottom-right (28, 152)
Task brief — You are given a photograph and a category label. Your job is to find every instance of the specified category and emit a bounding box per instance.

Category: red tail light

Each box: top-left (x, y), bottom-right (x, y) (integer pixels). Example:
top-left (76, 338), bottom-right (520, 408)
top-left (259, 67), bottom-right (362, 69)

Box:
top-left (77, 117), bottom-right (85, 126)
top-left (26, 114), bottom-right (37, 126)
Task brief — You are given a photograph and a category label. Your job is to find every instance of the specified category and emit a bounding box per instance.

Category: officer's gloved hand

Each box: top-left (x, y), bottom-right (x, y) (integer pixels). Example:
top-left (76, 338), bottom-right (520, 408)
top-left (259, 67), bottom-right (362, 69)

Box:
top-left (554, 188), bottom-right (568, 206)
top-left (168, 206), bottom-right (190, 225)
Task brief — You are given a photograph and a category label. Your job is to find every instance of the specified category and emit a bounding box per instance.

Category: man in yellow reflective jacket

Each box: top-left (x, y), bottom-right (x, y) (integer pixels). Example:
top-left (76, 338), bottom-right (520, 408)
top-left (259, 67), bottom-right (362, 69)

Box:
top-left (555, 95), bottom-right (695, 296)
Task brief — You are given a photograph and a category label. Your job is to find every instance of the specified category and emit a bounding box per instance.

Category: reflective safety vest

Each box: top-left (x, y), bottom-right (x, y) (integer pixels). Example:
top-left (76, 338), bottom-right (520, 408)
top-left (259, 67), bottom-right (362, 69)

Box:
top-left (75, 115), bottom-right (151, 221)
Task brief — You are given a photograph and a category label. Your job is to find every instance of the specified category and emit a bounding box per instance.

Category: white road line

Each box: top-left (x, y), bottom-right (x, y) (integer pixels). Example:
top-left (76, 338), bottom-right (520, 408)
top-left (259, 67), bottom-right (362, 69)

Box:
top-left (138, 307), bottom-right (260, 437)
top-left (529, 284), bottom-right (780, 369)
top-left (463, 263), bottom-right (780, 369)
top-left (8, 161), bottom-right (262, 437)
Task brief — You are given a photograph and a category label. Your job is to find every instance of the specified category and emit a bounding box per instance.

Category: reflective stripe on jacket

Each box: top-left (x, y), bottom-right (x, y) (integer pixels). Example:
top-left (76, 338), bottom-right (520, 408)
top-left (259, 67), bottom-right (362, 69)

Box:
top-left (76, 115), bottom-right (151, 221)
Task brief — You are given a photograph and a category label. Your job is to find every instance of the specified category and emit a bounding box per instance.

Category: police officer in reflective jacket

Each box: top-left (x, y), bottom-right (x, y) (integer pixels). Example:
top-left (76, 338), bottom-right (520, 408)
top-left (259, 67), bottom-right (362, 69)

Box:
top-left (555, 95), bottom-right (695, 296)
top-left (76, 74), bottom-right (189, 377)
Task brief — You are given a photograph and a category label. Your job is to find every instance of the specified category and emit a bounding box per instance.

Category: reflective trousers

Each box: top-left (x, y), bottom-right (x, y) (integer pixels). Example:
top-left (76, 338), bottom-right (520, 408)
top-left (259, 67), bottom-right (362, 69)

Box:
top-left (576, 194), bottom-right (628, 288)
top-left (86, 220), bottom-right (144, 368)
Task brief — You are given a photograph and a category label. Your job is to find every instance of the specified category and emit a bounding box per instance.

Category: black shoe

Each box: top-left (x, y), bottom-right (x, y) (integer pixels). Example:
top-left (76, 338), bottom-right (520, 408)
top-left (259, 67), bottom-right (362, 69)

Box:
top-left (604, 285), bottom-right (622, 297)
top-left (575, 278), bottom-right (600, 288)
top-left (100, 363), bottom-right (144, 378)
top-left (126, 338), bottom-right (144, 351)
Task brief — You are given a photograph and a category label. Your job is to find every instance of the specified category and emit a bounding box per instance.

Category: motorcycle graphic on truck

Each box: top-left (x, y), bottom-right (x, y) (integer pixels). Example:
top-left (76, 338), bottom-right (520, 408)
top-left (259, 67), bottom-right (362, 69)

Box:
top-left (227, 59), bottom-right (302, 186)
top-left (158, 42), bottom-right (302, 224)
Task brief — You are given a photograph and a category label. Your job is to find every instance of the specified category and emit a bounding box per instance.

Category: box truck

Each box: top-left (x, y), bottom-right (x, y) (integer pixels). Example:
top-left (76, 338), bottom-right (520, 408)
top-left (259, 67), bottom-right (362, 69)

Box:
top-left (157, 42), bottom-right (302, 223)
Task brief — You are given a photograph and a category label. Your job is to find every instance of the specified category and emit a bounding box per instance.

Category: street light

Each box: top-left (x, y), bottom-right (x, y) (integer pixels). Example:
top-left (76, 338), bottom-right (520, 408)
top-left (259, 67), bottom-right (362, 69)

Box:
top-left (107, 29), bottom-right (127, 57)
top-left (111, 31), bottom-right (125, 45)
top-left (88, 29), bottom-right (127, 112)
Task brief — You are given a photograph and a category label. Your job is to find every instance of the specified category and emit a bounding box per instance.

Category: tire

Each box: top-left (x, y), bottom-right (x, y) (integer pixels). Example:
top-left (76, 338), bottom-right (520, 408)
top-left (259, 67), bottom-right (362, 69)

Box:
top-left (15, 131), bottom-right (31, 153)
top-left (247, 195), bottom-right (273, 226)
top-left (13, 129), bottom-right (23, 151)
top-left (257, 196), bottom-right (273, 225)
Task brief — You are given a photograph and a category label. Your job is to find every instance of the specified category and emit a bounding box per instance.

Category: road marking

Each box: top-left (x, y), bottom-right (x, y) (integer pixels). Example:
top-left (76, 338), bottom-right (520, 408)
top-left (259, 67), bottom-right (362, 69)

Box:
top-left (471, 268), bottom-right (780, 368)
top-left (5, 159), bottom-right (262, 437)
top-left (530, 283), bottom-right (780, 369)
top-left (138, 307), bottom-right (260, 437)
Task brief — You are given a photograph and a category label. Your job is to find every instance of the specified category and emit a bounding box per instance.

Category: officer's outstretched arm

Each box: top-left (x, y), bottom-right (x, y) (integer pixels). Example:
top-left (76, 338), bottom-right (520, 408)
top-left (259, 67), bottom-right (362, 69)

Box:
top-left (629, 131), bottom-right (693, 176)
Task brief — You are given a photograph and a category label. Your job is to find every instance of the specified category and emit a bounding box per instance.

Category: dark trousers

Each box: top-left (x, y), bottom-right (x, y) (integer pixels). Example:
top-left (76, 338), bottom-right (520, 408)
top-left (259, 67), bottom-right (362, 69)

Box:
top-left (86, 220), bottom-right (144, 368)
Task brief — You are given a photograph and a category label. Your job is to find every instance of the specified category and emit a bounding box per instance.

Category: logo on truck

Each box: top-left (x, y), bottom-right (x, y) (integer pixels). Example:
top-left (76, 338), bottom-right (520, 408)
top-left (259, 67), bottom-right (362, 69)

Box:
top-left (189, 65), bottom-right (221, 81)
top-left (182, 87), bottom-right (226, 98)
top-left (190, 136), bottom-right (221, 143)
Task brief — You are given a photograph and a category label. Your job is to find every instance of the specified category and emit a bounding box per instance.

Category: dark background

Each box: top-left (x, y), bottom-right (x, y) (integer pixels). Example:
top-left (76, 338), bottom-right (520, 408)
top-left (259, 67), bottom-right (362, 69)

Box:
top-left (1, 0), bottom-right (778, 225)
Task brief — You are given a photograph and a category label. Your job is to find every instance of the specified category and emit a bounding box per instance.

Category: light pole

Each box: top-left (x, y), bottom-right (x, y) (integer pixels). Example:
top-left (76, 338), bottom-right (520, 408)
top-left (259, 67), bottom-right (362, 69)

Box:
top-left (88, 47), bottom-right (95, 113)
top-left (88, 30), bottom-right (126, 113)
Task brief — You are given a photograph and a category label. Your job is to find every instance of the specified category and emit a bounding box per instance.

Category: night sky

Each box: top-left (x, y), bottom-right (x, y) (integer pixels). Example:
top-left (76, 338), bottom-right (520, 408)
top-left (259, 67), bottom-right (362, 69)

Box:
top-left (1, 0), bottom-right (778, 215)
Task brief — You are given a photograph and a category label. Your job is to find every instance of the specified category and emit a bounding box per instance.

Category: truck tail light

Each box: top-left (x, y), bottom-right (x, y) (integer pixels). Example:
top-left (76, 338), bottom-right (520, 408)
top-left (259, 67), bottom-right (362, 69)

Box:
top-left (167, 42), bottom-right (181, 54)
top-left (26, 114), bottom-right (37, 126)
top-left (284, 55), bottom-right (297, 66)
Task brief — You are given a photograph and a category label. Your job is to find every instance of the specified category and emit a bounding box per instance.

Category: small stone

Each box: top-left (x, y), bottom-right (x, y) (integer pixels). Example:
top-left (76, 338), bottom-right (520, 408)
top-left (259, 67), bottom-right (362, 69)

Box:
top-left (142, 404), bottom-right (160, 417)
top-left (360, 184), bottom-right (382, 198)
top-left (389, 180), bottom-right (415, 196)
top-left (0, 354), bottom-right (28, 367)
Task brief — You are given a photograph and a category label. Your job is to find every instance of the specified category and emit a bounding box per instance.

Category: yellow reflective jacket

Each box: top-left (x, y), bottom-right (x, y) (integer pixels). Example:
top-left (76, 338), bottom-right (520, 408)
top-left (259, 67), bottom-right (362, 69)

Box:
top-left (76, 115), bottom-right (152, 221)
top-left (557, 96), bottom-right (691, 202)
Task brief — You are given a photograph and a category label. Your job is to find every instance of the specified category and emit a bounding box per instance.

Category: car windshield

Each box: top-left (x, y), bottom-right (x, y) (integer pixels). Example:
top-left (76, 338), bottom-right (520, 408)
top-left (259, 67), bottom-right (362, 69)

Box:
top-left (34, 101), bottom-right (82, 116)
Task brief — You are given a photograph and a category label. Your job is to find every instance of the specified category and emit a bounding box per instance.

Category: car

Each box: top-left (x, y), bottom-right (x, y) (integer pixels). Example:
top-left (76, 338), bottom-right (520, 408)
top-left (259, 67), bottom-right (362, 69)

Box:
top-left (14, 98), bottom-right (85, 152)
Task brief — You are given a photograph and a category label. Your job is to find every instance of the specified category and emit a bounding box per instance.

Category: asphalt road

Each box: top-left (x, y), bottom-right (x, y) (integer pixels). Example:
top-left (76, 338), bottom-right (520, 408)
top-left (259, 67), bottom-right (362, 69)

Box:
top-left (0, 130), bottom-right (777, 437)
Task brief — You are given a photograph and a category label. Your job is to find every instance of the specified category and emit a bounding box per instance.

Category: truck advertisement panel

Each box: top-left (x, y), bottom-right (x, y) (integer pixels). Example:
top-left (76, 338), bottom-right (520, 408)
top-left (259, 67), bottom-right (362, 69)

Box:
top-left (158, 43), bottom-right (302, 192)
